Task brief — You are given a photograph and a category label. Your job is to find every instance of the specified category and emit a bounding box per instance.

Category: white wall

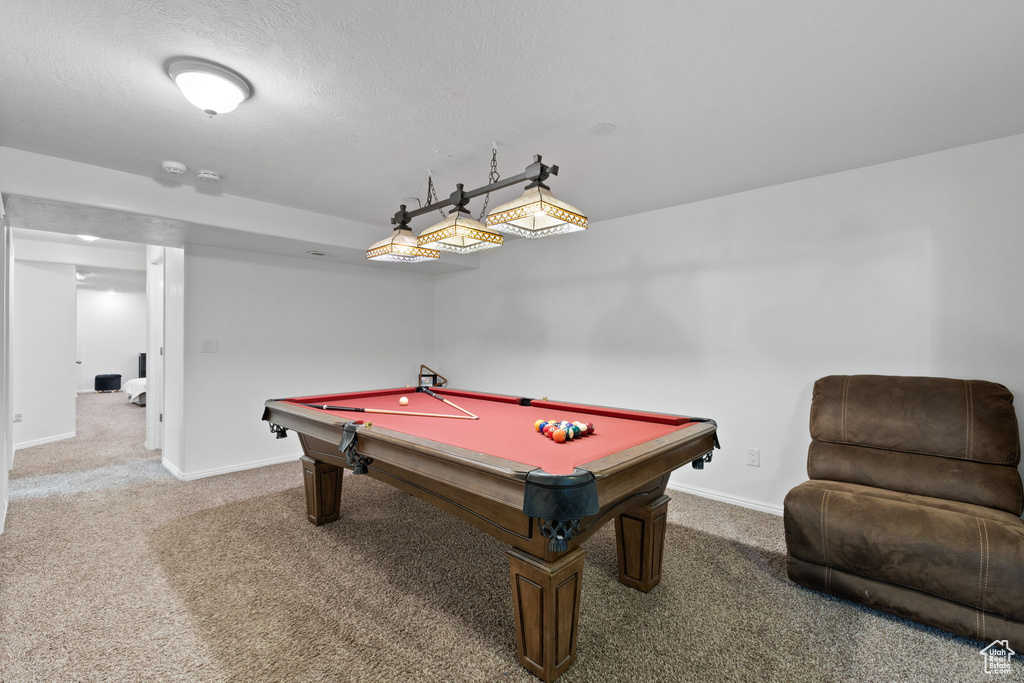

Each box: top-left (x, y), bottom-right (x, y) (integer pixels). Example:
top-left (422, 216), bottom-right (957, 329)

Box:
top-left (176, 245), bottom-right (435, 478)
top-left (434, 134), bottom-right (1024, 513)
top-left (163, 247), bottom-right (185, 474)
top-left (0, 201), bottom-right (11, 532)
top-left (75, 289), bottom-right (147, 392)
top-left (145, 246), bottom-right (165, 451)
top-left (12, 261), bottom-right (77, 448)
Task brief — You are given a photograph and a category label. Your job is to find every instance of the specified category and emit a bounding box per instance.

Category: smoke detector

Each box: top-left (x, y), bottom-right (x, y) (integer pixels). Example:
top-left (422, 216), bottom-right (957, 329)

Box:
top-left (196, 170), bottom-right (221, 182)
top-left (162, 161), bottom-right (187, 175)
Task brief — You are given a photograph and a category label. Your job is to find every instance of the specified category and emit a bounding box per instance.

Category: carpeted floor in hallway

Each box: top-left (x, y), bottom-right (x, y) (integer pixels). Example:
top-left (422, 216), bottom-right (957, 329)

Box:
top-left (0, 393), bottom-right (1015, 681)
top-left (9, 391), bottom-right (169, 501)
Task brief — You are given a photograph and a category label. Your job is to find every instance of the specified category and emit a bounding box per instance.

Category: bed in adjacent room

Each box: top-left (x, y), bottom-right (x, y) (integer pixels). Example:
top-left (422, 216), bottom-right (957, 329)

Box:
top-left (123, 378), bottom-right (147, 406)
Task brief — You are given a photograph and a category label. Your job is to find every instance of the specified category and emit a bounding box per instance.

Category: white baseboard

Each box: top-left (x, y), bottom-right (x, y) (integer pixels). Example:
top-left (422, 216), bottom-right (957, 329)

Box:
top-left (14, 432), bottom-right (76, 450)
top-left (667, 482), bottom-right (784, 516)
top-left (0, 499), bottom-right (7, 535)
top-left (162, 453), bottom-right (302, 481)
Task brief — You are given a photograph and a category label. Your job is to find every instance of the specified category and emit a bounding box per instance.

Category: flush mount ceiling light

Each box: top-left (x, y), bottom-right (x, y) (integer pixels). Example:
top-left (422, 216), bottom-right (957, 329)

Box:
top-left (166, 58), bottom-right (252, 115)
top-left (77, 234), bottom-right (100, 242)
top-left (367, 147), bottom-right (586, 263)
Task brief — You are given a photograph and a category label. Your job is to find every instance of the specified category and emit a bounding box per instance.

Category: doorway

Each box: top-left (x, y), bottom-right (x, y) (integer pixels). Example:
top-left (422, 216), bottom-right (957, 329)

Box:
top-left (7, 230), bottom-right (177, 493)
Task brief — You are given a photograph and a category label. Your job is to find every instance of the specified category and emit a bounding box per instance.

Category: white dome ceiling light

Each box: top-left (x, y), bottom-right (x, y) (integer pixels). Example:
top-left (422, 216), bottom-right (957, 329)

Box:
top-left (166, 58), bottom-right (252, 116)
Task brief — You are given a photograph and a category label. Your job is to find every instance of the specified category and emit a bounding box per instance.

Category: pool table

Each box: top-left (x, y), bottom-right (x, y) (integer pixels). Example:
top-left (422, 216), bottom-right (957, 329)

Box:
top-left (262, 387), bottom-right (717, 682)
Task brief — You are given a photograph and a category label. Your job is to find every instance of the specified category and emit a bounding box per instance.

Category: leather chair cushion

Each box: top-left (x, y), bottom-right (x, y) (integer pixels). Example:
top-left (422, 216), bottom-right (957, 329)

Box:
top-left (788, 556), bottom-right (1024, 649)
top-left (810, 375), bottom-right (1020, 466)
top-left (785, 479), bottom-right (1024, 622)
top-left (807, 440), bottom-right (1024, 515)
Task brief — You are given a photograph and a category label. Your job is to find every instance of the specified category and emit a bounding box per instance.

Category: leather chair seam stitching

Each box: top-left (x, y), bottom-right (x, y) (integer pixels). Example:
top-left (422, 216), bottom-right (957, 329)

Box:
top-left (976, 517), bottom-right (984, 638)
top-left (811, 437), bottom-right (1013, 465)
top-left (982, 518), bottom-right (990, 640)
top-left (841, 376), bottom-right (850, 443)
top-left (800, 482), bottom-right (1024, 528)
top-left (1013, 470), bottom-right (1023, 516)
top-left (824, 490), bottom-right (831, 568)
top-left (819, 489), bottom-right (829, 567)
top-left (965, 379), bottom-right (974, 461)
top-left (807, 560), bottom-right (1004, 615)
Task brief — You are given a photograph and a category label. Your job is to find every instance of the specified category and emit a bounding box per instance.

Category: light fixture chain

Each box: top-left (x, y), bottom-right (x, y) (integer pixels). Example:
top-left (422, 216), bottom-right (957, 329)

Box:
top-left (477, 144), bottom-right (501, 221)
top-left (426, 173), bottom-right (445, 218)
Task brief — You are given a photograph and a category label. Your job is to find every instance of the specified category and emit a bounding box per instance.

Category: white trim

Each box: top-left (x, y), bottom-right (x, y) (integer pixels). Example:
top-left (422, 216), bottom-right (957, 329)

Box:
top-left (162, 452), bottom-right (301, 481)
top-left (77, 389), bottom-right (123, 394)
top-left (667, 482), bottom-right (784, 516)
top-left (14, 432), bottom-right (76, 450)
top-left (0, 499), bottom-right (6, 534)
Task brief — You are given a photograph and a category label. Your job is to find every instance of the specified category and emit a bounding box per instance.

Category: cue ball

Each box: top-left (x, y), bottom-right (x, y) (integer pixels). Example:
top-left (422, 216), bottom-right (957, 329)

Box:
top-left (399, 396), bottom-right (409, 406)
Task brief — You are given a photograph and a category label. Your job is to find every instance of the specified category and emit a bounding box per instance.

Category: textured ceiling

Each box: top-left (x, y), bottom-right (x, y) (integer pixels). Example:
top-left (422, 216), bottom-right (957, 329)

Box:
top-left (11, 227), bottom-right (146, 252)
top-left (2, 1), bottom-right (1023, 231)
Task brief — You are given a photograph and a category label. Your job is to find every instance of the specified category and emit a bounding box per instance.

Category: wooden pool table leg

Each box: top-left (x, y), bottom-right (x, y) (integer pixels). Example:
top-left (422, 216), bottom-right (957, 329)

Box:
top-left (300, 456), bottom-right (343, 525)
top-left (508, 547), bottom-right (586, 683)
top-left (615, 495), bottom-right (670, 592)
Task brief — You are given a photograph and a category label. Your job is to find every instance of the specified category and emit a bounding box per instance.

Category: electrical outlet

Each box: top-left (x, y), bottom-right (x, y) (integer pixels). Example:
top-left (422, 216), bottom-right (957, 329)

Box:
top-left (14, 413), bottom-right (23, 423)
top-left (745, 448), bottom-right (760, 467)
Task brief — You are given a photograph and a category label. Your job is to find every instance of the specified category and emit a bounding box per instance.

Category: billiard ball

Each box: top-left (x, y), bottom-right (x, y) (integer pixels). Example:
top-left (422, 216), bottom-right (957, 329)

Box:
top-left (552, 429), bottom-right (566, 443)
top-left (534, 420), bottom-right (545, 432)
top-left (399, 396), bottom-right (409, 406)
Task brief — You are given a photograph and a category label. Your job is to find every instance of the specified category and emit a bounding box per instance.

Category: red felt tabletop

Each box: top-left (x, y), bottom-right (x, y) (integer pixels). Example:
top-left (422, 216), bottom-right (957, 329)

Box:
top-left (286, 388), bottom-right (695, 475)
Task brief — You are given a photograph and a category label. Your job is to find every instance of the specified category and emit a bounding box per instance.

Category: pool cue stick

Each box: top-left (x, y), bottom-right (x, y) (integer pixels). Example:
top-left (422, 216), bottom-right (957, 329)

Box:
top-left (310, 405), bottom-right (477, 420)
top-left (418, 387), bottom-right (478, 419)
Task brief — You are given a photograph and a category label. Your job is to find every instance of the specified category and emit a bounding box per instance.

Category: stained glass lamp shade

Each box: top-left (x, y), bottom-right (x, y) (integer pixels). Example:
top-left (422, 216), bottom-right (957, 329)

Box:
top-left (417, 208), bottom-right (503, 254)
top-left (366, 227), bottom-right (440, 263)
top-left (485, 186), bottom-right (587, 239)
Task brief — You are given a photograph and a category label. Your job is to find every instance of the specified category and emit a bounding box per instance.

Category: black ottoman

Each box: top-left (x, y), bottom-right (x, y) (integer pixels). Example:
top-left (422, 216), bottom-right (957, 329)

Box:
top-left (95, 374), bottom-right (122, 392)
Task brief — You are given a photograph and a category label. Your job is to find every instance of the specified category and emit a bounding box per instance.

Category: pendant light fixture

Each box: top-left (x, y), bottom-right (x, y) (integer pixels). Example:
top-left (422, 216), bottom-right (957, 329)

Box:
top-left (418, 206), bottom-right (503, 253)
top-left (367, 150), bottom-right (585, 264)
top-left (166, 58), bottom-right (252, 116)
top-left (485, 156), bottom-right (587, 238)
top-left (366, 206), bottom-right (440, 263)
top-left (417, 183), bottom-right (504, 254)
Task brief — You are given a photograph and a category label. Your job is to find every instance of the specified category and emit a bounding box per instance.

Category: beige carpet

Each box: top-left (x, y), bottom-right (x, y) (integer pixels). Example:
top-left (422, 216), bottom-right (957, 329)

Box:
top-left (10, 391), bottom-right (153, 480)
top-left (0, 400), bottom-right (1017, 681)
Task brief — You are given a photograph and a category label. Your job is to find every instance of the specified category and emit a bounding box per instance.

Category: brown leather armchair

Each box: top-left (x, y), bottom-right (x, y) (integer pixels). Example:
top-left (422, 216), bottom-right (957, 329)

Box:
top-left (784, 375), bottom-right (1024, 647)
